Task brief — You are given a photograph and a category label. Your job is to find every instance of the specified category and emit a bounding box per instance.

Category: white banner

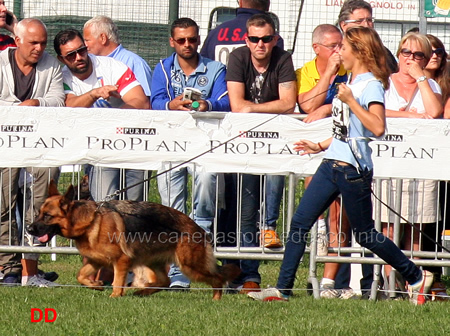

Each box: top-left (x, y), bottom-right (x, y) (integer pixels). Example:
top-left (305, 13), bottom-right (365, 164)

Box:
top-left (1, 106), bottom-right (449, 180)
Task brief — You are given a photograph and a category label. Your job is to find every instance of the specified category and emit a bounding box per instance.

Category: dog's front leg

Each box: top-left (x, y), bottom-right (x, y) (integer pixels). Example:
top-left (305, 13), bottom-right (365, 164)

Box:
top-left (77, 262), bottom-right (104, 291)
top-left (110, 255), bottom-right (131, 297)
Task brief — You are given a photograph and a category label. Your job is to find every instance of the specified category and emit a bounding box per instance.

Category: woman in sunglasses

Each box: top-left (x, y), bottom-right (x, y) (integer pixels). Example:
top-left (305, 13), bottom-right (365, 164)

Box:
top-left (381, 33), bottom-right (443, 294)
top-left (423, 34), bottom-right (450, 301)
top-left (424, 34), bottom-right (448, 111)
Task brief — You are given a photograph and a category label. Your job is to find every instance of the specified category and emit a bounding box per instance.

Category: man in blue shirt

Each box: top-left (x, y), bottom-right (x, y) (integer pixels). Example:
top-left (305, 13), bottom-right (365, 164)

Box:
top-left (200, 0), bottom-right (283, 65)
top-left (82, 15), bottom-right (153, 202)
top-left (151, 17), bottom-right (229, 290)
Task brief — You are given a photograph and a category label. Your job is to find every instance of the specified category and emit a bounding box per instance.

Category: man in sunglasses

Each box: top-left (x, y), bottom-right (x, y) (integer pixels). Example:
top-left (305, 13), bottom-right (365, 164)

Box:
top-left (54, 29), bottom-right (149, 196)
top-left (151, 17), bottom-right (229, 291)
top-left (0, 18), bottom-right (64, 287)
top-left (54, 28), bottom-right (148, 110)
top-left (201, 0), bottom-right (283, 66)
top-left (225, 13), bottom-right (296, 293)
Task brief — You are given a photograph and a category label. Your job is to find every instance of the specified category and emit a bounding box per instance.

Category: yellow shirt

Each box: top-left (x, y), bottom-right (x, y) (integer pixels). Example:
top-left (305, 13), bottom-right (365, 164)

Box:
top-left (296, 57), bottom-right (348, 95)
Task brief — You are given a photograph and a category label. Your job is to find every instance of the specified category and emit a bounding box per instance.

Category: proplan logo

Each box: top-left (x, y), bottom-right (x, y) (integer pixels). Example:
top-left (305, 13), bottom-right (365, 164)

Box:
top-left (116, 127), bottom-right (156, 135)
top-left (239, 130), bottom-right (280, 139)
top-left (1, 125), bottom-right (34, 132)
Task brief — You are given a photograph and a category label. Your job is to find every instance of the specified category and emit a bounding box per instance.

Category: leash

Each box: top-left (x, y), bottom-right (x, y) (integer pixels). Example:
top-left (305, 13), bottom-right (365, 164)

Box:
top-left (100, 87), bottom-right (333, 202)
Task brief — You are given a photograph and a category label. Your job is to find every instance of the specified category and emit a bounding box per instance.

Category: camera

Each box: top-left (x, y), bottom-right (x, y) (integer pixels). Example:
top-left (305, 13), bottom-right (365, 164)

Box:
top-left (182, 87), bottom-right (202, 102)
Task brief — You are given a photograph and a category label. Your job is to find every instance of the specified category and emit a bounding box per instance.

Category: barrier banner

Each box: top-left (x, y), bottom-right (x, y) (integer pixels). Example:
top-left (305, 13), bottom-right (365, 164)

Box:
top-left (1, 106), bottom-right (450, 179)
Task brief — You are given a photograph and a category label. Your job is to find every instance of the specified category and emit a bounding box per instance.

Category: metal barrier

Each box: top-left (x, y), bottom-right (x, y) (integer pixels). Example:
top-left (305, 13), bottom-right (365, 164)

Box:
top-left (1, 112), bottom-right (450, 300)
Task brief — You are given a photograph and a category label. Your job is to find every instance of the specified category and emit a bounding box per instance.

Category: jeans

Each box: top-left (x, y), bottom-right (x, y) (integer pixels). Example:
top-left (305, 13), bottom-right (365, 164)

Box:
top-left (276, 160), bottom-right (422, 296)
top-left (157, 166), bottom-right (216, 287)
top-left (0, 168), bottom-right (21, 275)
top-left (264, 174), bottom-right (285, 229)
top-left (88, 166), bottom-right (145, 201)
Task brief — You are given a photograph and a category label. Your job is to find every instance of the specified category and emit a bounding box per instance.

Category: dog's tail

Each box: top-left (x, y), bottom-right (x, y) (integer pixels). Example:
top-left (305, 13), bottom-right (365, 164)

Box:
top-left (218, 264), bottom-right (241, 284)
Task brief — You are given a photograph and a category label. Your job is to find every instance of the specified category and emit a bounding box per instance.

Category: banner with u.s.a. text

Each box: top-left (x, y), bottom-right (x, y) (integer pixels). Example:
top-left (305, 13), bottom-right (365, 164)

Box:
top-left (1, 106), bottom-right (450, 180)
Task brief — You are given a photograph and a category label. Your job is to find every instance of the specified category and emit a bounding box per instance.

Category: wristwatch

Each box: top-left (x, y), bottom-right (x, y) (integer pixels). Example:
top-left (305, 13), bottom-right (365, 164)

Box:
top-left (416, 75), bottom-right (427, 83)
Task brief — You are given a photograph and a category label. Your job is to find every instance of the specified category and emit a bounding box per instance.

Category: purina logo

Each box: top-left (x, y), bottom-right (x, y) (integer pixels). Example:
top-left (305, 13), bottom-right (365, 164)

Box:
top-left (239, 131), bottom-right (280, 139)
top-left (1, 125), bottom-right (34, 132)
top-left (116, 127), bottom-right (156, 135)
top-left (381, 134), bottom-right (403, 142)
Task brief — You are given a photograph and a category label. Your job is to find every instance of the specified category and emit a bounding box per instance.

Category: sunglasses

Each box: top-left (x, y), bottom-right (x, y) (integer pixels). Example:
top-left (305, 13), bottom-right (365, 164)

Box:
top-left (400, 48), bottom-right (425, 61)
top-left (62, 46), bottom-right (88, 62)
top-left (432, 48), bottom-right (445, 57)
top-left (247, 35), bottom-right (275, 44)
top-left (173, 37), bottom-right (199, 45)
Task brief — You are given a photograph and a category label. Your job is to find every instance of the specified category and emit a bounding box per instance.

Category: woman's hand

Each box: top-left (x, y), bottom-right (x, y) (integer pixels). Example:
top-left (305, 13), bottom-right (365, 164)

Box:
top-left (336, 83), bottom-right (354, 104)
top-left (293, 140), bottom-right (322, 155)
top-left (407, 62), bottom-right (425, 81)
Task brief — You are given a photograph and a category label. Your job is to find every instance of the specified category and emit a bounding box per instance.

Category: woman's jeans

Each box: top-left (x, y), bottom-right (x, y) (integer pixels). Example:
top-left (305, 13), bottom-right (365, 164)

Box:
top-left (276, 160), bottom-right (422, 295)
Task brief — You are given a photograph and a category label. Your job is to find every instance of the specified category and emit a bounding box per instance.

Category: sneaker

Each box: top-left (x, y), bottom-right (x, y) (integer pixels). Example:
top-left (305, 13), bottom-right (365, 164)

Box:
top-left (430, 281), bottom-right (450, 302)
top-left (25, 275), bottom-right (58, 287)
top-left (225, 282), bottom-right (243, 294)
top-left (0, 270), bottom-right (3, 281)
top-left (317, 228), bottom-right (328, 256)
top-left (260, 229), bottom-right (283, 248)
top-left (2, 273), bottom-right (20, 286)
top-left (408, 270), bottom-right (434, 305)
top-left (239, 281), bottom-right (260, 294)
top-left (248, 287), bottom-right (289, 301)
top-left (339, 288), bottom-right (358, 300)
top-left (320, 284), bottom-right (340, 299)
top-left (38, 270), bottom-right (59, 282)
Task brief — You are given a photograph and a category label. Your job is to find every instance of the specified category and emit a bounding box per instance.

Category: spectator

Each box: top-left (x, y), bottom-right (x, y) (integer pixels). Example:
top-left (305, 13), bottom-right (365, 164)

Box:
top-left (337, 0), bottom-right (398, 74)
top-left (82, 15), bottom-right (153, 202)
top-left (200, 0), bottom-right (283, 64)
top-left (0, 0), bottom-right (16, 49)
top-left (423, 34), bottom-right (450, 301)
top-left (151, 17), bottom-right (229, 290)
top-left (201, 0), bottom-right (285, 251)
top-left (381, 32), bottom-right (443, 297)
top-left (54, 29), bottom-right (149, 201)
top-left (382, 31), bottom-right (442, 290)
top-left (249, 26), bottom-right (434, 306)
top-left (226, 13), bottom-right (296, 292)
top-left (0, 18), bottom-right (65, 286)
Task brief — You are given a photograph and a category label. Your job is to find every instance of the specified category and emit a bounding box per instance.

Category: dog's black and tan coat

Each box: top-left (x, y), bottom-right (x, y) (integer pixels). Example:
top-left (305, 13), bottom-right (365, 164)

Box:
top-left (28, 181), bottom-right (239, 299)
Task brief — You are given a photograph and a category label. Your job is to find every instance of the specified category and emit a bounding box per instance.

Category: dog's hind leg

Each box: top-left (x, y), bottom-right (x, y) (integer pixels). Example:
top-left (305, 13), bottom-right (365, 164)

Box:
top-left (77, 262), bottom-right (104, 291)
top-left (175, 244), bottom-right (227, 300)
top-left (110, 255), bottom-right (132, 297)
top-left (133, 264), bottom-right (170, 297)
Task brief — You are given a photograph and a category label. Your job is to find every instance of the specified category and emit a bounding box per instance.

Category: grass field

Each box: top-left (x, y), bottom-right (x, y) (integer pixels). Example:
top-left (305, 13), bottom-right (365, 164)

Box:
top-left (1, 254), bottom-right (449, 336)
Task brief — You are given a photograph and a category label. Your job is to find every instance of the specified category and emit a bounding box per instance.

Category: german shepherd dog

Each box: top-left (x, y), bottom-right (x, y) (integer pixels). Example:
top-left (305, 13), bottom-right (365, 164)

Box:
top-left (27, 180), bottom-right (239, 299)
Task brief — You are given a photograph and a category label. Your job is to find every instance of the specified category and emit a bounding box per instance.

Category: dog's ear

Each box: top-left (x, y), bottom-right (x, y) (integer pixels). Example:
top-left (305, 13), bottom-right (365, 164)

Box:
top-left (48, 179), bottom-right (60, 197)
top-left (64, 184), bottom-right (75, 202)
top-left (60, 185), bottom-right (75, 211)
top-left (82, 174), bottom-right (89, 184)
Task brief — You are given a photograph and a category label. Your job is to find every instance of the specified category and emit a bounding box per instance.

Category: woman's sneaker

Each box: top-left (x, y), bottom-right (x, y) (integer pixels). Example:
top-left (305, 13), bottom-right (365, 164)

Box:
top-left (247, 287), bottom-right (289, 301)
top-left (408, 270), bottom-right (434, 305)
